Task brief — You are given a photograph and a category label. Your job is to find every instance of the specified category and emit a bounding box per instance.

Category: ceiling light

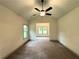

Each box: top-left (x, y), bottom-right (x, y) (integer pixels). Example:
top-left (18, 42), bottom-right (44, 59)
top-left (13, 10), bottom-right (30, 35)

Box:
top-left (40, 11), bottom-right (45, 16)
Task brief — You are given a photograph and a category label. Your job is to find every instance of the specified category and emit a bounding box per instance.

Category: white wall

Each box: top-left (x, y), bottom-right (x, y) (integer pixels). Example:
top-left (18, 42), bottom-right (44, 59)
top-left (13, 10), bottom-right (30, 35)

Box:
top-left (29, 16), bottom-right (57, 40)
top-left (58, 6), bottom-right (79, 55)
top-left (0, 5), bottom-right (28, 59)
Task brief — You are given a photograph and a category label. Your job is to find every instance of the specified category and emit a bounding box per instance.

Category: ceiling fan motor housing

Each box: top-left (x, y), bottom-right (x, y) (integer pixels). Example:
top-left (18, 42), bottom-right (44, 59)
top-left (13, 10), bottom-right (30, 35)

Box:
top-left (41, 10), bottom-right (44, 12)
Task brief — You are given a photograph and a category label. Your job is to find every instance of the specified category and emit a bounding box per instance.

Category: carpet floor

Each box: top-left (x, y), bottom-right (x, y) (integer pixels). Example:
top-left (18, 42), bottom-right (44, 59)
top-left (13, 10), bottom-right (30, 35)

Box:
top-left (6, 40), bottom-right (79, 59)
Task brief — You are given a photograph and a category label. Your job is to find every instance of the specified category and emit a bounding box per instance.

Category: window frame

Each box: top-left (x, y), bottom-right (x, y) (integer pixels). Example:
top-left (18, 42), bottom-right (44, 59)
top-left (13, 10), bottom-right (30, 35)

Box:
top-left (23, 24), bottom-right (28, 39)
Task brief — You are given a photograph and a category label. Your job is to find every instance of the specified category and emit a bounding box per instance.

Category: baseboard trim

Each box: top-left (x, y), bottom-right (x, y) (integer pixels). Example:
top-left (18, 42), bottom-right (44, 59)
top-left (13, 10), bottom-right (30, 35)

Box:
top-left (50, 40), bottom-right (59, 43)
top-left (5, 39), bottom-right (30, 59)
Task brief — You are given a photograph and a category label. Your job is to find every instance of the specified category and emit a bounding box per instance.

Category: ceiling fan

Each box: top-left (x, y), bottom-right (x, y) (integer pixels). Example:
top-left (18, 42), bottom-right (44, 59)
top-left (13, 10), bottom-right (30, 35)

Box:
top-left (34, 0), bottom-right (53, 16)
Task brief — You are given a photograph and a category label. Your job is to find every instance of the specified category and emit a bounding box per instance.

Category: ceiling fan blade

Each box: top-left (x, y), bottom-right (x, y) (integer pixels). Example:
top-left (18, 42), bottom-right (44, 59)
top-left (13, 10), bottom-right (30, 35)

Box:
top-left (35, 8), bottom-right (40, 12)
top-left (46, 13), bottom-right (52, 16)
top-left (45, 7), bottom-right (52, 12)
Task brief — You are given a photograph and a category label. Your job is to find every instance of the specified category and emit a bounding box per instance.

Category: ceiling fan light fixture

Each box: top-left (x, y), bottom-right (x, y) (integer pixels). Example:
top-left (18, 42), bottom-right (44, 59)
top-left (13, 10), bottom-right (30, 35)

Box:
top-left (40, 11), bottom-right (45, 16)
top-left (34, 0), bottom-right (52, 16)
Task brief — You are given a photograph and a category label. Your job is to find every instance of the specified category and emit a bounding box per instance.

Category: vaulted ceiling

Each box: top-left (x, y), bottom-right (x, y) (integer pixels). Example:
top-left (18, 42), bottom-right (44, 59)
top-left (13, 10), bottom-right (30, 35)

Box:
top-left (0, 0), bottom-right (79, 20)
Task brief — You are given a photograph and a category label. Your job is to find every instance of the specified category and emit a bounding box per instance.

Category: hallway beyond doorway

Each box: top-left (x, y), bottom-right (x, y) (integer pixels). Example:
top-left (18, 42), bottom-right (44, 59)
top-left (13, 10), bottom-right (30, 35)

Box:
top-left (6, 40), bottom-right (79, 59)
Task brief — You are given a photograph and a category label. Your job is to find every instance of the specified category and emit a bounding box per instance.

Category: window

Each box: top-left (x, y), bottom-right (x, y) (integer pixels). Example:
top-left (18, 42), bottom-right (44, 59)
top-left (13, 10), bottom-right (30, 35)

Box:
top-left (38, 26), bottom-right (48, 36)
top-left (36, 23), bottom-right (49, 37)
top-left (23, 25), bottom-right (28, 39)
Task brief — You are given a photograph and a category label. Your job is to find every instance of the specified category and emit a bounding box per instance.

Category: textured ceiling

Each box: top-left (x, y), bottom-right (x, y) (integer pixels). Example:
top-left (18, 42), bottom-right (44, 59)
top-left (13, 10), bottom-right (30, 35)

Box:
top-left (0, 0), bottom-right (79, 20)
